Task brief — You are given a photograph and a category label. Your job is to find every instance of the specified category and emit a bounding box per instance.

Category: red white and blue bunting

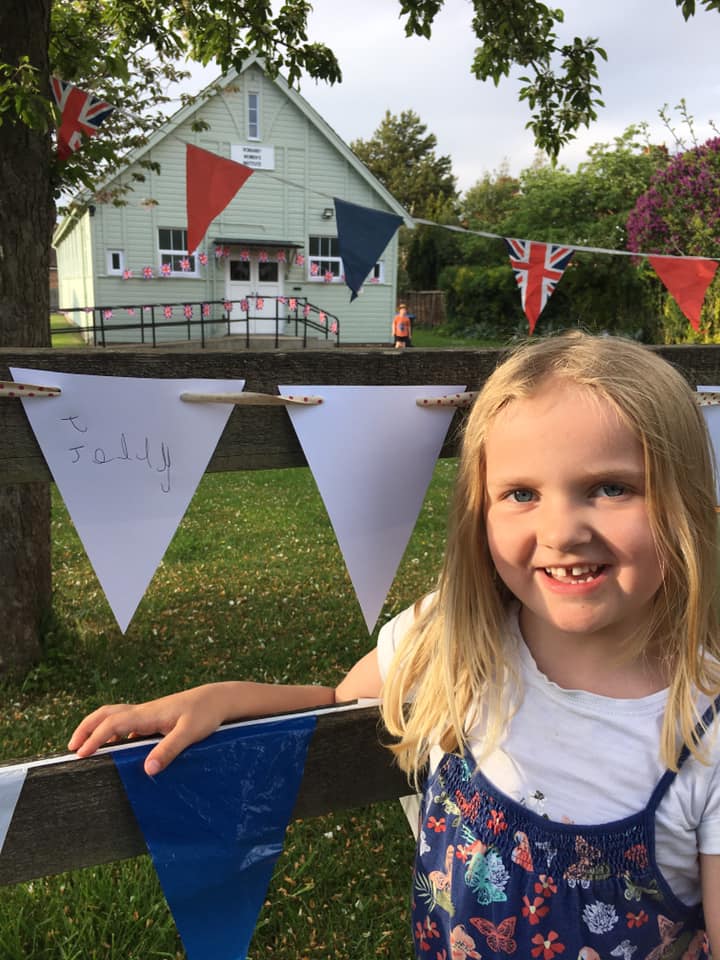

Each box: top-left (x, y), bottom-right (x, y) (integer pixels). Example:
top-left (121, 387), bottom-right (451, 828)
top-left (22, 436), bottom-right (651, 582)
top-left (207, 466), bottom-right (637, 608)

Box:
top-left (504, 239), bottom-right (574, 333)
top-left (47, 80), bottom-right (720, 335)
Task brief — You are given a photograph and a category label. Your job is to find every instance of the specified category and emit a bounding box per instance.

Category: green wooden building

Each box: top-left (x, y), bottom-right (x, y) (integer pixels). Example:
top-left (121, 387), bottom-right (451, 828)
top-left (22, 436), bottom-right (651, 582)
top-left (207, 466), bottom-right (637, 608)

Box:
top-left (53, 59), bottom-right (409, 345)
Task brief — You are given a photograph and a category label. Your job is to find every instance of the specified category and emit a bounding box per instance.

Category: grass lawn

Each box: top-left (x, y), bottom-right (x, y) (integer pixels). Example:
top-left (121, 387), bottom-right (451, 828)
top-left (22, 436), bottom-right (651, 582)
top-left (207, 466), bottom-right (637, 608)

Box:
top-left (0, 462), bottom-right (460, 959)
top-left (51, 313), bottom-right (87, 348)
top-left (410, 326), bottom-right (507, 349)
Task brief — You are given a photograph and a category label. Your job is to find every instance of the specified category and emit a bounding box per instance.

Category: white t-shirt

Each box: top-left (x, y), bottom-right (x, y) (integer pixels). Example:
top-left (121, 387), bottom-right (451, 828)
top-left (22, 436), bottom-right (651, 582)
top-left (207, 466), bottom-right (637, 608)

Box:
top-left (377, 601), bottom-right (720, 906)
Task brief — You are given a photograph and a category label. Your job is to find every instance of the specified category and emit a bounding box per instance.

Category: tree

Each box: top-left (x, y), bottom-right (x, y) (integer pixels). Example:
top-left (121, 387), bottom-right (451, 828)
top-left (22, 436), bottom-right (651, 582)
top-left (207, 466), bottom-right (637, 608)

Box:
top-left (442, 127), bottom-right (669, 339)
top-left (352, 110), bottom-right (458, 290)
top-left (0, 0), bottom-right (344, 674)
top-left (462, 163), bottom-right (520, 232)
top-left (1, 1), bottom-right (717, 671)
top-left (351, 109), bottom-right (456, 218)
top-left (396, 0), bottom-right (720, 159)
top-left (627, 136), bottom-right (720, 342)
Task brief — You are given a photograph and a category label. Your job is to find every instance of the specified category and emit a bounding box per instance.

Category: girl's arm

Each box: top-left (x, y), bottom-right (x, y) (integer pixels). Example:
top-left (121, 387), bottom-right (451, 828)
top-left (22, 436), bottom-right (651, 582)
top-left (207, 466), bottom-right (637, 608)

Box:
top-left (68, 649), bottom-right (382, 776)
top-left (701, 852), bottom-right (720, 951)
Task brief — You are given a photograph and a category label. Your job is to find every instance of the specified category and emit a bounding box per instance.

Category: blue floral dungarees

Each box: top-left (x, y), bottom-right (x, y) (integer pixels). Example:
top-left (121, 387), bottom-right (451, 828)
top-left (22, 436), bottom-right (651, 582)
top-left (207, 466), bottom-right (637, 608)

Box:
top-left (411, 702), bottom-right (718, 960)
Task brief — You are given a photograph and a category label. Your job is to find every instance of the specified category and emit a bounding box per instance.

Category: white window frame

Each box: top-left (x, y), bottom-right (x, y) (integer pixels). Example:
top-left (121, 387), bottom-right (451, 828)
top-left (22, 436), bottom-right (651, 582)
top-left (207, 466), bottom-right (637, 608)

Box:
top-left (308, 235), bottom-right (342, 282)
top-left (157, 228), bottom-right (198, 277)
top-left (307, 236), bottom-right (384, 285)
top-left (369, 261), bottom-right (385, 283)
top-left (106, 249), bottom-right (125, 275)
top-left (247, 91), bottom-right (260, 141)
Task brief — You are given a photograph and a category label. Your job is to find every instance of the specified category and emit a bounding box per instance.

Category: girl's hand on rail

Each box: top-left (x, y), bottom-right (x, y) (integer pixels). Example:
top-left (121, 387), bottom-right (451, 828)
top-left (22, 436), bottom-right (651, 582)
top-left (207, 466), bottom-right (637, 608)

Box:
top-left (68, 684), bottom-right (231, 775)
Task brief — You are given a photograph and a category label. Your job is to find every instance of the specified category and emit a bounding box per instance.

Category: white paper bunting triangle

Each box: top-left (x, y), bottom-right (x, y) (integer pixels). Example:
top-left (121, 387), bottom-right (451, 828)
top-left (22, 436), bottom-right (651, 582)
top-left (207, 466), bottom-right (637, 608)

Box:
top-left (0, 766), bottom-right (27, 855)
top-left (697, 386), bottom-right (720, 503)
top-left (11, 369), bottom-right (245, 633)
top-left (280, 384), bottom-right (465, 631)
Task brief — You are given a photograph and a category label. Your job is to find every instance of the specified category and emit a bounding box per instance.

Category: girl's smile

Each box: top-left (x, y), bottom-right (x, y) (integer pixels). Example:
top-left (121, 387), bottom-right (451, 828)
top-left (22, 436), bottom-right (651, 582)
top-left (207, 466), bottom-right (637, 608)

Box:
top-left (484, 377), bottom-right (664, 680)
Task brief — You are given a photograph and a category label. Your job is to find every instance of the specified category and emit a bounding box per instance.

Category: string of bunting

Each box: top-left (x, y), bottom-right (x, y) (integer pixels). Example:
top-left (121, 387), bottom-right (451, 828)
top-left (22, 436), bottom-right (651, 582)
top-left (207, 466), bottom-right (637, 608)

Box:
top-left (4, 381), bottom-right (720, 408)
top-left (50, 72), bottom-right (720, 334)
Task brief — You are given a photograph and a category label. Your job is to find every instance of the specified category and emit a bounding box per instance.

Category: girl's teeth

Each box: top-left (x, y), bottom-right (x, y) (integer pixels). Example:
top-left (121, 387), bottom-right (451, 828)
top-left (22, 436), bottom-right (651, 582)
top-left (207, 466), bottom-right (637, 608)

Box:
top-left (545, 564), bottom-right (601, 582)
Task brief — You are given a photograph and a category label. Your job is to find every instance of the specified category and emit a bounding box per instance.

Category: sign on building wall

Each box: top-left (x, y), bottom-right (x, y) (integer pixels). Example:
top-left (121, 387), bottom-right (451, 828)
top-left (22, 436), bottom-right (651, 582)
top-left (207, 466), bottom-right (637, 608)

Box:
top-left (231, 144), bottom-right (275, 170)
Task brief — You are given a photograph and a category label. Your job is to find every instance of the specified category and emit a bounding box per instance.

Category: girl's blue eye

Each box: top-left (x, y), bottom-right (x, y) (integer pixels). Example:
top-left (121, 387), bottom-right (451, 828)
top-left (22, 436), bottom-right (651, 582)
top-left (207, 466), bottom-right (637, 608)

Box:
top-left (598, 483), bottom-right (625, 498)
top-left (509, 489), bottom-right (534, 503)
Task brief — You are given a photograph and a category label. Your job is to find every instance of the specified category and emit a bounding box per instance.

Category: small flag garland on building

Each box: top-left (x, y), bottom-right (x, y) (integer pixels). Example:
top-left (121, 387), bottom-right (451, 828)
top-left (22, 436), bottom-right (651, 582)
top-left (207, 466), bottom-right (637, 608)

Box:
top-left (50, 77), bottom-right (115, 161)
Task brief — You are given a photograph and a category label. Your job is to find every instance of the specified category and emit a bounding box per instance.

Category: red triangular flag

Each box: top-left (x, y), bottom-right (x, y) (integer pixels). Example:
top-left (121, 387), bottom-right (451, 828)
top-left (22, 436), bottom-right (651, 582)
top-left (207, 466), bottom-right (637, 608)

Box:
top-left (186, 145), bottom-right (254, 253)
top-left (648, 255), bottom-right (718, 331)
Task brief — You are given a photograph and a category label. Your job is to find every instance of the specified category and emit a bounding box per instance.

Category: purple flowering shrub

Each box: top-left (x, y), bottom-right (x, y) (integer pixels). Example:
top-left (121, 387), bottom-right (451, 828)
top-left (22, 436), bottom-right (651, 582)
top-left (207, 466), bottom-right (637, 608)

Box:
top-left (627, 137), bottom-right (720, 256)
top-left (626, 138), bottom-right (720, 342)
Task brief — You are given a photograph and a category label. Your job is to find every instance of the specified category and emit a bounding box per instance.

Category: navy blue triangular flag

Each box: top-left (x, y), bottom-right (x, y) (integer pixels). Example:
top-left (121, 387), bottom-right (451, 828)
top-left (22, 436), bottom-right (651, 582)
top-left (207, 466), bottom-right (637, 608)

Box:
top-left (113, 715), bottom-right (316, 960)
top-left (334, 198), bottom-right (403, 301)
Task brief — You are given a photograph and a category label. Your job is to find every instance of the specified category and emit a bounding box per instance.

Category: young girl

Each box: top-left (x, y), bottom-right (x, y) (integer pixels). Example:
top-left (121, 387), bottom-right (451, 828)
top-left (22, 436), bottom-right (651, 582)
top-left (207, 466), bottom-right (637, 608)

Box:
top-left (70, 332), bottom-right (720, 957)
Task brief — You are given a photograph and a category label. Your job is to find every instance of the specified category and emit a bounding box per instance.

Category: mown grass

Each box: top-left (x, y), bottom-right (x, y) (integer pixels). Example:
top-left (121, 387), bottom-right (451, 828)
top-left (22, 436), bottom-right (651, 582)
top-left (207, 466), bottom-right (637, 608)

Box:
top-left (51, 313), bottom-right (86, 348)
top-left (0, 462), bottom-right (460, 959)
top-left (410, 326), bottom-right (506, 349)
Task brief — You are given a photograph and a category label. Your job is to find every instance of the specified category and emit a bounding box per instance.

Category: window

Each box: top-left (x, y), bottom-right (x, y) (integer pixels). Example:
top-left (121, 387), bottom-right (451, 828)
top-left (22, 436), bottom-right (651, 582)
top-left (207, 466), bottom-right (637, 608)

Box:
top-left (258, 262), bottom-right (279, 283)
top-left (158, 228), bottom-right (196, 275)
top-left (248, 92), bottom-right (260, 140)
top-left (307, 237), bottom-right (383, 285)
top-left (308, 236), bottom-right (342, 281)
top-left (369, 261), bottom-right (384, 283)
top-left (229, 261), bottom-right (250, 282)
top-left (106, 249), bottom-right (124, 275)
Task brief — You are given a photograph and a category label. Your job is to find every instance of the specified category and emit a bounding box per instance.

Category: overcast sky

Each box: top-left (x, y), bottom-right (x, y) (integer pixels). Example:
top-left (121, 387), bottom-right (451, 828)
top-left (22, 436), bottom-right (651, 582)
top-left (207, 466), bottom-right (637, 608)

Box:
top-left (185, 1), bottom-right (720, 194)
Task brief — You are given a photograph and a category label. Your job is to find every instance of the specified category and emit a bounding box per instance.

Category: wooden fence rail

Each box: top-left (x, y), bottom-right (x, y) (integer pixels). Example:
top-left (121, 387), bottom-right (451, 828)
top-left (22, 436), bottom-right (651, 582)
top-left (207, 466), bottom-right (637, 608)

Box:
top-left (0, 704), bottom-right (408, 887)
top-left (1, 342), bottom-right (720, 885)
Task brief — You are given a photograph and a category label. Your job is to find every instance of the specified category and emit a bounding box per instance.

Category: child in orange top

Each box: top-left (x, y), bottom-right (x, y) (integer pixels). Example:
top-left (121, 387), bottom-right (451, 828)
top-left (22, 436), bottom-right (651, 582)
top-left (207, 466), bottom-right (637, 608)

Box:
top-left (392, 304), bottom-right (411, 348)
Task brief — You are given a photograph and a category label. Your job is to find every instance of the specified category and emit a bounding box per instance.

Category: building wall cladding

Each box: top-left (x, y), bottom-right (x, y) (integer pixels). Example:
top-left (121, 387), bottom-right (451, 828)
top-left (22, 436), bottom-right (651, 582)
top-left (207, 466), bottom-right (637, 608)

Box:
top-left (55, 63), bottom-right (405, 345)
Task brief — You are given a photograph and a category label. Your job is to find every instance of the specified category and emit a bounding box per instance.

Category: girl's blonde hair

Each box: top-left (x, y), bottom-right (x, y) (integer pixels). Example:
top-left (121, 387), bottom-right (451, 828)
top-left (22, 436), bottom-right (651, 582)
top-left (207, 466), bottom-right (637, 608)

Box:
top-left (381, 331), bottom-right (720, 782)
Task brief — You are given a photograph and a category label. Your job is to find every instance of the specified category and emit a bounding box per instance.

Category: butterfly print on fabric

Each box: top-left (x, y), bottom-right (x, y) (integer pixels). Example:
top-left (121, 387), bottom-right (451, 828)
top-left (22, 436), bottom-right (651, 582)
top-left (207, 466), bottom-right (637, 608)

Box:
top-left (622, 874), bottom-right (662, 903)
top-left (535, 840), bottom-right (558, 870)
top-left (455, 789), bottom-right (482, 822)
top-left (510, 830), bottom-right (534, 872)
top-left (644, 915), bottom-right (683, 960)
top-left (564, 836), bottom-right (610, 888)
top-left (450, 924), bottom-right (481, 960)
top-left (610, 938), bottom-right (637, 959)
top-left (435, 789), bottom-right (462, 828)
top-left (429, 844), bottom-right (455, 893)
top-left (469, 915), bottom-right (518, 955)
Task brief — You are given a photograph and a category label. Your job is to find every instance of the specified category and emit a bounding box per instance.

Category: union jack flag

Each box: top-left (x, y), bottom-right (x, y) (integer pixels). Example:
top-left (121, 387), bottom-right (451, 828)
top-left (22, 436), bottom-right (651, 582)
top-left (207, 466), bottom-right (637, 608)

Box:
top-left (50, 77), bottom-right (114, 161)
top-left (504, 238), bottom-right (574, 334)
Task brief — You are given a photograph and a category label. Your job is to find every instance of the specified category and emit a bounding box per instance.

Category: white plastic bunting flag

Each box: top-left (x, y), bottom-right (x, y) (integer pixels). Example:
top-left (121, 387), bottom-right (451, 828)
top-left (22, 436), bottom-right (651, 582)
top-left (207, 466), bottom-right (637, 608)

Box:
top-left (279, 384), bottom-right (466, 631)
top-left (11, 369), bottom-right (244, 633)
top-left (697, 386), bottom-right (720, 504)
top-left (0, 767), bottom-right (27, 855)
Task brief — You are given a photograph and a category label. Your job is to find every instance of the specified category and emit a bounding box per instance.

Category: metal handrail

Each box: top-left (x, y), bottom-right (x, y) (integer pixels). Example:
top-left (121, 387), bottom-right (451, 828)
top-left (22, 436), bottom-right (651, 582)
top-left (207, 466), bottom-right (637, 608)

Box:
top-left (54, 298), bottom-right (341, 348)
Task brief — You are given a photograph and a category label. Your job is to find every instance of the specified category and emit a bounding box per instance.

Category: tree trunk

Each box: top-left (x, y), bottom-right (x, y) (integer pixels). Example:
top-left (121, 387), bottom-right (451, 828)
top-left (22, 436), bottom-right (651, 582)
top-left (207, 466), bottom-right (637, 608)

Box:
top-left (0, 0), bottom-right (53, 673)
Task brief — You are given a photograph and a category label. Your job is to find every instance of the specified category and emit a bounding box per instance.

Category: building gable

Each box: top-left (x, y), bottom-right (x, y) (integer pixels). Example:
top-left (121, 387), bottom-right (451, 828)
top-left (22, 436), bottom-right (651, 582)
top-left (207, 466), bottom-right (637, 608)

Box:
top-left (54, 61), bottom-right (408, 345)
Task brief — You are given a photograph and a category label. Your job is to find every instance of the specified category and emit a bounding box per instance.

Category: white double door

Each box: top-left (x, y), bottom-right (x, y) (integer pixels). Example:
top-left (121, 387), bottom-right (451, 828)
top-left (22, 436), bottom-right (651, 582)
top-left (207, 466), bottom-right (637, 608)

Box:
top-left (226, 258), bottom-right (286, 334)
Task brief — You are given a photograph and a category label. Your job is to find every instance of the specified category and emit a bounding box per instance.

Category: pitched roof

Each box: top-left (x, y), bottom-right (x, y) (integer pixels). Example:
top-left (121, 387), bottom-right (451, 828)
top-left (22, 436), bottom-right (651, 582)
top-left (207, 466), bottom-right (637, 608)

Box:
top-left (54, 58), bottom-right (411, 246)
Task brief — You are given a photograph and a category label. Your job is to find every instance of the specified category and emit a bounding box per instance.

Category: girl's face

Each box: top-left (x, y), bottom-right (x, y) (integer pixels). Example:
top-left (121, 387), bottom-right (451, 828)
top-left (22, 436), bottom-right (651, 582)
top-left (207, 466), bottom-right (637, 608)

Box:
top-left (484, 377), bottom-right (664, 655)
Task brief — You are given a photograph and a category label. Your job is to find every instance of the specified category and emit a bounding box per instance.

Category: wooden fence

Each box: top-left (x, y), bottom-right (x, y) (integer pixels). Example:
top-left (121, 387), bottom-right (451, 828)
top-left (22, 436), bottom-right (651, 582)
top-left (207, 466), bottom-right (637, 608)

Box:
top-left (1, 342), bottom-right (719, 886)
top-left (404, 290), bottom-right (446, 328)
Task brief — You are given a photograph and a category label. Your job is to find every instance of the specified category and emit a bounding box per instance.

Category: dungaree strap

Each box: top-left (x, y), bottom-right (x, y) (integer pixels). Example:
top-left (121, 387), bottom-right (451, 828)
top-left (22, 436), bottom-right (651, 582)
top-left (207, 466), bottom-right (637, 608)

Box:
top-left (647, 692), bottom-right (720, 814)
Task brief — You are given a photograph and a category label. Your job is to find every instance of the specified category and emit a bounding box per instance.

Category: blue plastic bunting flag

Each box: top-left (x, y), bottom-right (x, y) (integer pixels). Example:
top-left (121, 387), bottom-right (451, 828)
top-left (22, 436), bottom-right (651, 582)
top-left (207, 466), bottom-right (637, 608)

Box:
top-left (334, 198), bottom-right (403, 301)
top-left (113, 715), bottom-right (316, 960)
